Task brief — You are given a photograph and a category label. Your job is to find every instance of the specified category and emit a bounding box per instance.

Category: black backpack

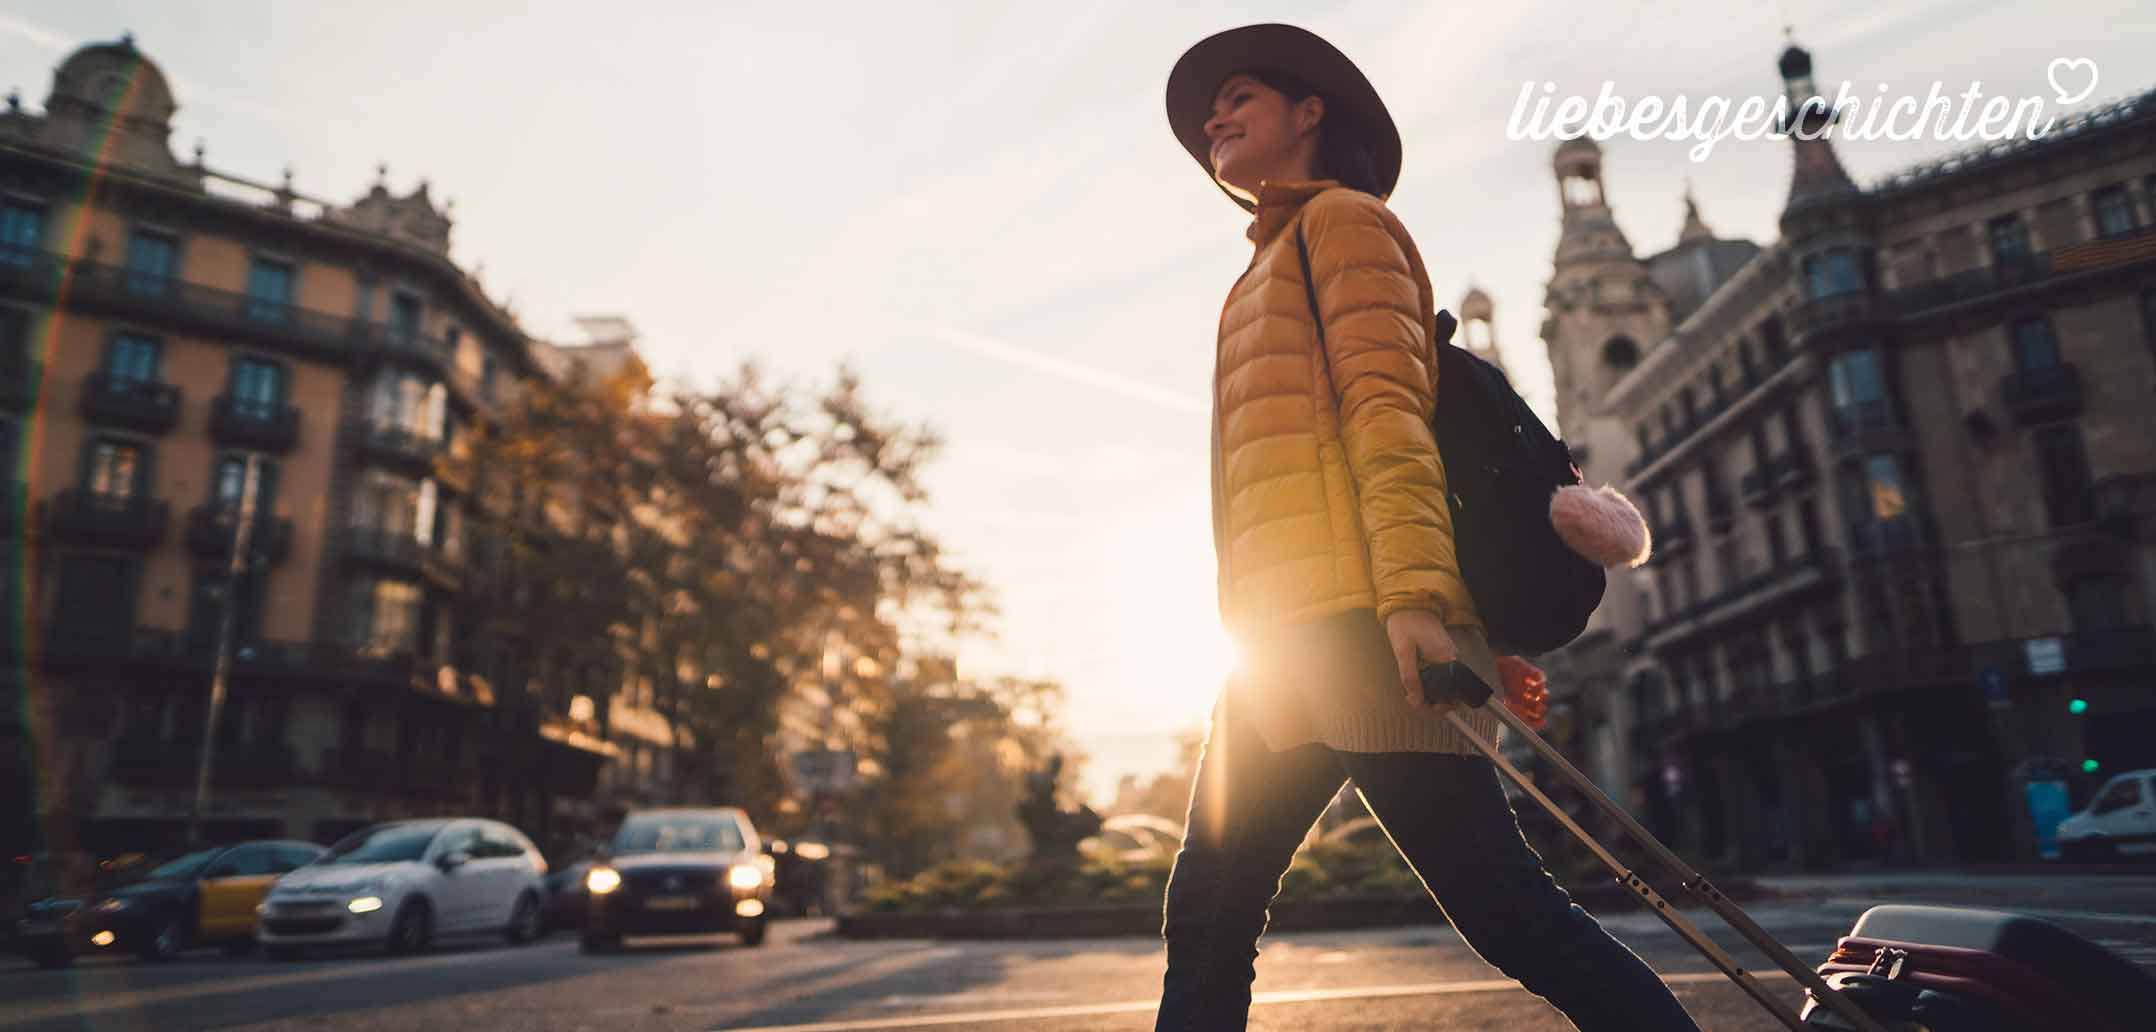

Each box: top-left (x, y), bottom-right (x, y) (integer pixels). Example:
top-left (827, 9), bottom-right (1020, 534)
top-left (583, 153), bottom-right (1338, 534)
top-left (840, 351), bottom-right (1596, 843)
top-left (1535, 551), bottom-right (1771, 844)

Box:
top-left (1295, 220), bottom-right (1604, 655)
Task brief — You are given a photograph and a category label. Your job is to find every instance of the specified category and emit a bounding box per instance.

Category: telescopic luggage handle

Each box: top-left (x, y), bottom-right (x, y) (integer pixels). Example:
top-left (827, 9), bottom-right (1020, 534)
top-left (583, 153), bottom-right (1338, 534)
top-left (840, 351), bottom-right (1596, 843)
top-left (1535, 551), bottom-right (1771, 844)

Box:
top-left (1418, 662), bottom-right (1891, 1032)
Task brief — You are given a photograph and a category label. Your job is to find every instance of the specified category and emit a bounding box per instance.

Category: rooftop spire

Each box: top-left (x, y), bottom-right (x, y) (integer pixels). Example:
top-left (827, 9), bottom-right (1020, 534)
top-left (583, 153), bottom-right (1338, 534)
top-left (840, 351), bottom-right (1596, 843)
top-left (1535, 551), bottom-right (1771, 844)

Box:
top-left (1679, 178), bottom-right (1714, 243)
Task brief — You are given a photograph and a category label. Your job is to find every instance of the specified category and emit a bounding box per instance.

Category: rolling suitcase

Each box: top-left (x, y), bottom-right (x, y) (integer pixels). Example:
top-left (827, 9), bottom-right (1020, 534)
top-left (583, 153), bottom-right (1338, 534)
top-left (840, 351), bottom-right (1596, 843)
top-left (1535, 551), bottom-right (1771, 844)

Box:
top-left (1420, 662), bottom-right (2154, 1032)
top-left (1803, 904), bottom-right (2156, 1032)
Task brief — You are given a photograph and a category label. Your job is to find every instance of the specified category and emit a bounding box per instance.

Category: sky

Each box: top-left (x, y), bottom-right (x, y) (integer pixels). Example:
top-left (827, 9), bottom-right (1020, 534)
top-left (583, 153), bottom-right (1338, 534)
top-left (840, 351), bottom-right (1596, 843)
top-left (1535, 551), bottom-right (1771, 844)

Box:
top-left (7, 0), bottom-right (2152, 803)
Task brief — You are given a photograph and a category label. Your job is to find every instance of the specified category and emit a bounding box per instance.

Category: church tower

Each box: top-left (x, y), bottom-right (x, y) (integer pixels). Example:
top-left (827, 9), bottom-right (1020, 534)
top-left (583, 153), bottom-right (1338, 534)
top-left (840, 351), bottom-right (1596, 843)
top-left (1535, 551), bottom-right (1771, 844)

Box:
top-left (1456, 285), bottom-right (1507, 379)
top-left (1540, 135), bottom-right (1673, 483)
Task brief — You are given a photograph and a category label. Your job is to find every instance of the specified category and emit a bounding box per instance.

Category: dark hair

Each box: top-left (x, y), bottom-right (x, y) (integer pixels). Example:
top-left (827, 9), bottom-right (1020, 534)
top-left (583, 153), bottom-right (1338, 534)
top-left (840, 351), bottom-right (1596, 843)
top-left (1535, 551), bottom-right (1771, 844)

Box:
top-left (1243, 68), bottom-right (1384, 197)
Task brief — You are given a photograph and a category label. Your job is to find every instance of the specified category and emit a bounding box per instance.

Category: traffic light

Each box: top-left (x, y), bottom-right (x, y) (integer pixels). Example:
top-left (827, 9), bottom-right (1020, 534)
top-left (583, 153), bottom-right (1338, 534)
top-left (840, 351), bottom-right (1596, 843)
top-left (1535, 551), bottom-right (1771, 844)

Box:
top-left (2068, 698), bottom-right (2089, 715)
top-left (2083, 759), bottom-right (2101, 774)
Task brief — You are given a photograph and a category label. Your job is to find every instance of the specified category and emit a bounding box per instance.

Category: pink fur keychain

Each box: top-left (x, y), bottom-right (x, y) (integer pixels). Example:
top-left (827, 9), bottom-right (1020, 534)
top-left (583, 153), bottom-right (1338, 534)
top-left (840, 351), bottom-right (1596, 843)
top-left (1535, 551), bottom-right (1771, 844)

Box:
top-left (1548, 484), bottom-right (1653, 569)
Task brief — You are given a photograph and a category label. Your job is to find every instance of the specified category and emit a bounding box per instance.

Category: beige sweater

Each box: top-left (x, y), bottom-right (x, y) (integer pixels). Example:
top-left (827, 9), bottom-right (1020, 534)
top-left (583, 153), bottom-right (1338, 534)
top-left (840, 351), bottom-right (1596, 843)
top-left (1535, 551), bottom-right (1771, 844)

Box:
top-left (1211, 411), bottom-right (1504, 757)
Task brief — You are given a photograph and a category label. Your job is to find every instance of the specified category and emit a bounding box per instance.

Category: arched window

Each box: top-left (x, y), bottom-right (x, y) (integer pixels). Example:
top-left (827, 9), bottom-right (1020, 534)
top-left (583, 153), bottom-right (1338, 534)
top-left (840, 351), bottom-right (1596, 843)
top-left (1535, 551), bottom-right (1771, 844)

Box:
top-left (1602, 336), bottom-right (1640, 371)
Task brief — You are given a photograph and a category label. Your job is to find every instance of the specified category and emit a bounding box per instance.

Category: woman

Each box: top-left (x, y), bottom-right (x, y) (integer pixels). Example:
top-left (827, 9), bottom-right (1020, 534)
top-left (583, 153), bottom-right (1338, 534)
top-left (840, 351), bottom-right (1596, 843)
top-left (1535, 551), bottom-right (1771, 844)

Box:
top-left (1155, 24), bottom-right (1700, 1031)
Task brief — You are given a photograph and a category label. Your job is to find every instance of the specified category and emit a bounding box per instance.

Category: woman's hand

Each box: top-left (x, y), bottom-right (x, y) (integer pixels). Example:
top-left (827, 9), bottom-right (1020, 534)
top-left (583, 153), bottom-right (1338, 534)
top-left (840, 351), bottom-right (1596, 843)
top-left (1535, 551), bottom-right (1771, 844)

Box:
top-left (1384, 608), bottom-right (1458, 712)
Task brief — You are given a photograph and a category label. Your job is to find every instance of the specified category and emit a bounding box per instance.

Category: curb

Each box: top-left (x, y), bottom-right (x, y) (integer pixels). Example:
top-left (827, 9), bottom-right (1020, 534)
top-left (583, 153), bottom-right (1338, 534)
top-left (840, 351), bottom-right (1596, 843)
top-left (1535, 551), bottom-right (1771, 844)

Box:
top-left (836, 879), bottom-right (1770, 940)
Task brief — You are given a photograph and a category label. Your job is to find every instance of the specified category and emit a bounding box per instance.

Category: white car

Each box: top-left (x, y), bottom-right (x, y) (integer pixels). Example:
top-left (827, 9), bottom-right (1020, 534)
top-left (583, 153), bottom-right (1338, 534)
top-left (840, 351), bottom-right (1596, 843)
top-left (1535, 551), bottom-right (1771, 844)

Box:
top-left (2058, 769), bottom-right (2156, 860)
top-left (256, 818), bottom-right (547, 958)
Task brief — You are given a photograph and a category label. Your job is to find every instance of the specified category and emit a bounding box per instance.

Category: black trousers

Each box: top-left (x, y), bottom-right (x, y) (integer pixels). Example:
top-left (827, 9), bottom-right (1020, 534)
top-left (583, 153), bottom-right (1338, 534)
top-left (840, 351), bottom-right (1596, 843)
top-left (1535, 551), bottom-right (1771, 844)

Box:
top-left (1154, 694), bottom-right (1702, 1031)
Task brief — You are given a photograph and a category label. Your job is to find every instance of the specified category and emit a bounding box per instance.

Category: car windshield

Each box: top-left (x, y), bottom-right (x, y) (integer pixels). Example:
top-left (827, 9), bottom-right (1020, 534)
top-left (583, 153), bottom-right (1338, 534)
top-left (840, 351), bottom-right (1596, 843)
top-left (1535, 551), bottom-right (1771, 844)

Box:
top-left (610, 816), bottom-right (743, 855)
top-left (324, 824), bottom-right (442, 865)
top-left (143, 849), bottom-right (221, 882)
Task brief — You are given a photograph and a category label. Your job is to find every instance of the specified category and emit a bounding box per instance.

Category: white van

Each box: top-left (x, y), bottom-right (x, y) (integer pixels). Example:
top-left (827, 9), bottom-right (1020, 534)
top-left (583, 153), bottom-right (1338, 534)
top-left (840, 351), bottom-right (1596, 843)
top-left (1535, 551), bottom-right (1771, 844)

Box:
top-left (2057, 769), bottom-right (2156, 860)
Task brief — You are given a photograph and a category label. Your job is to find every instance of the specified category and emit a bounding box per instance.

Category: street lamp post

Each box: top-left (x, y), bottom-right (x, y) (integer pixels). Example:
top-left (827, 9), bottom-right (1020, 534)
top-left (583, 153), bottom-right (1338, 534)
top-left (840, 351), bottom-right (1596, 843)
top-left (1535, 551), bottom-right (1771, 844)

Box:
top-left (187, 453), bottom-right (261, 847)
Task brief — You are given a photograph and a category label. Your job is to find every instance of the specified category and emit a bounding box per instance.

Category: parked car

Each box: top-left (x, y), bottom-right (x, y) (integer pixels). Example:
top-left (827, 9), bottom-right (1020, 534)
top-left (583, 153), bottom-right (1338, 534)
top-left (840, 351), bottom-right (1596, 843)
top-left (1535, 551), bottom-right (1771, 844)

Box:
top-left (6, 852), bottom-right (96, 969)
top-left (580, 808), bottom-right (773, 952)
top-left (2058, 768), bottom-right (2156, 860)
top-left (256, 818), bottom-right (546, 959)
top-left (73, 840), bottom-right (325, 962)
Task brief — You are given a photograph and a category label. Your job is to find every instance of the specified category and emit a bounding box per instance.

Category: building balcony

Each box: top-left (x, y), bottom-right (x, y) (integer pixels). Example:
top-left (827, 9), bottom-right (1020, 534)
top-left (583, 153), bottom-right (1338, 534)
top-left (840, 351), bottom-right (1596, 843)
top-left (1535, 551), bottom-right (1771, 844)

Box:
top-left (1828, 399), bottom-right (1898, 436)
top-left (344, 526), bottom-right (432, 578)
top-left (80, 372), bottom-right (181, 434)
top-left (1787, 289), bottom-right (1891, 342)
top-left (1705, 491), bottom-right (1736, 534)
top-left (1774, 444), bottom-right (1816, 490)
top-left (1739, 467), bottom-right (1778, 509)
top-left (354, 421), bottom-right (446, 471)
top-left (1655, 515), bottom-right (1694, 559)
top-left (209, 395), bottom-right (301, 452)
top-left (1999, 363), bottom-right (2082, 425)
top-left (1644, 549), bottom-right (1841, 652)
top-left (0, 246), bottom-right (372, 360)
top-left (1847, 516), bottom-right (1935, 559)
top-left (186, 503), bottom-right (294, 565)
top-left (366, 327), bottom-right (456, 372)
top-left (44, 488), bottom-right (168, 550)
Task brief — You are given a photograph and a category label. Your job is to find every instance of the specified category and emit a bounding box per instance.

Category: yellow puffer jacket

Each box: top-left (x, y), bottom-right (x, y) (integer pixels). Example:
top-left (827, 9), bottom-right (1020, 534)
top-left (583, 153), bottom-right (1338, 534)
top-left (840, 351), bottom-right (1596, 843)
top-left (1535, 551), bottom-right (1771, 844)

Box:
top-left (1210, 179), bottom-right (1479, 641)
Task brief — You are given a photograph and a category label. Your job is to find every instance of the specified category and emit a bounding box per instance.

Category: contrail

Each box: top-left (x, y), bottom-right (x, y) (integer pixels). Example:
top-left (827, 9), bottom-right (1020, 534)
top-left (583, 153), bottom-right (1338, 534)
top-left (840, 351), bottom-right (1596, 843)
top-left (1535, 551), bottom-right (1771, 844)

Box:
top-left (927, 325), bottom-right (1205, 414)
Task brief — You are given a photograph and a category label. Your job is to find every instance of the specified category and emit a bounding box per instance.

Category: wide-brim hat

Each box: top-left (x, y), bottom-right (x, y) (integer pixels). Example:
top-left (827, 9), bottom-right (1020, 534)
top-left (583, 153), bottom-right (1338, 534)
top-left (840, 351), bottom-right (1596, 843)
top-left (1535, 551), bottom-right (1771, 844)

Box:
top-left (1165, 23), bottom-right (1403, 212)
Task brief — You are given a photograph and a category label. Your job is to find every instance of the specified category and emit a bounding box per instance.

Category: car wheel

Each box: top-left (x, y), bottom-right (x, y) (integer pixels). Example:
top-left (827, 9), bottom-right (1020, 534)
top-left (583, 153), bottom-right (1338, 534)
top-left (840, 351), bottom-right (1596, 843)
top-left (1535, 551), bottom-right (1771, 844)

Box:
top-left (505, 893), bottom-right (542, 944)
top-left (738, 918), bottom-right (768, 948)
top-left (265, 944), bottom-right (304, 962)
top-left (139, 917), bottom-right (186, 962)
top-left (385, 900), bottom-right (433, 956)
top-left (579, 931), bottom-right (620, 954)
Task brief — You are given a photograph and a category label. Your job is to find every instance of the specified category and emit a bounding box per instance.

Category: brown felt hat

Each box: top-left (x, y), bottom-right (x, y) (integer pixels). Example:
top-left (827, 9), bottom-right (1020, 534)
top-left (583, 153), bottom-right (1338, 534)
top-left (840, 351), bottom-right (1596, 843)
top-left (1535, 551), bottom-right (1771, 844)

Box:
top-left (1165, 23), bottom-right (1403, 212)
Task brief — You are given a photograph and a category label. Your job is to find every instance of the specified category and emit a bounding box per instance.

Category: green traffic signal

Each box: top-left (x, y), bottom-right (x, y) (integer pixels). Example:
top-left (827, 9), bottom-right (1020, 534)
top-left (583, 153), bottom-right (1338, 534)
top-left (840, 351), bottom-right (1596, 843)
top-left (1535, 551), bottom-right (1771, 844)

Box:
top-left (2069, 698), bottom-right (2090, 715)
top-left (2083, 759), bottom-right (2101, 774)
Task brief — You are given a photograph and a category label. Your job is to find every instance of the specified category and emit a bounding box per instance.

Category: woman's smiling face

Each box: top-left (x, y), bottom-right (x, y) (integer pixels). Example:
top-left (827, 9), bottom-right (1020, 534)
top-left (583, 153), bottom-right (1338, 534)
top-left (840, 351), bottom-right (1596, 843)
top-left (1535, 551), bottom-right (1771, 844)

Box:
top-left (1204, 72), bottom-right (1321, 196)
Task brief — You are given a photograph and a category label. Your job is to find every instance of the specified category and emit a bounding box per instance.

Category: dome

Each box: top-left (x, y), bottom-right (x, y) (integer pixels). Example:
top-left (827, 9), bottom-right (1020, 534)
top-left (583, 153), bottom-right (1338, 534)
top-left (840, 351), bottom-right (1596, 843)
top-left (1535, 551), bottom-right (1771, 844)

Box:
top-left (48, 35), bottom-right (177, 130)
top-left (1459, 285), bottom-right (1494, 320)
top-left (1778, 43), bottom-right (1813, 81)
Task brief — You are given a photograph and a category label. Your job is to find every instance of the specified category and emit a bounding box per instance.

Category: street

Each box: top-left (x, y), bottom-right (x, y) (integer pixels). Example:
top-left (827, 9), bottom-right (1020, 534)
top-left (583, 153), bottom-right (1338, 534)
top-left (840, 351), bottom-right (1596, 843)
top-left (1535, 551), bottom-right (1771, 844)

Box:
top-left (5, 873), bottom-right (2154, 1031)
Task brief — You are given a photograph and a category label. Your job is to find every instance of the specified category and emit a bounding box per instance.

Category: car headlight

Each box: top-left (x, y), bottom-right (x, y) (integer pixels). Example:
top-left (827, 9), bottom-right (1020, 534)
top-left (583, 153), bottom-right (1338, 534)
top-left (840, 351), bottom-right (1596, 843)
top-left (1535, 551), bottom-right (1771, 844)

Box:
top-left (727, 865), bottom-right (764, 890)
top-left (93, 898), bottom-right (129, 913)
top-left (348, 896), bottom-right (384, 914)
top-left (586, 867), bottom-right (621, 894)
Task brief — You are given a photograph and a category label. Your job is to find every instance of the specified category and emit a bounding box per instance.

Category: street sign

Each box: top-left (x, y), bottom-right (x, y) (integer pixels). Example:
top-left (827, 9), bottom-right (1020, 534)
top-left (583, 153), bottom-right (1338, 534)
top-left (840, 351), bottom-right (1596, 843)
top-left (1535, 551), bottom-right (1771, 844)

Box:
top-left (2024, 637), bottom-right (2065, 676)
top-left (791, 749), bottom-right (859, 793)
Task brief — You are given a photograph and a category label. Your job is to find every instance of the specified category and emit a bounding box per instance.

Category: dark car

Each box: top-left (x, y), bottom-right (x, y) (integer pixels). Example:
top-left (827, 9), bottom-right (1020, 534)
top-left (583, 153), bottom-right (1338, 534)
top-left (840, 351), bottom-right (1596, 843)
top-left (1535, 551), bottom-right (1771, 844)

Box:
top-left (542, 858), bottom-right (593, 931)
top-left (580, 808), bottom-right (772, 952)
top-left (6, 852), bottom-right (97, 968)
top-left (72, 840), bottom-right (325, 962)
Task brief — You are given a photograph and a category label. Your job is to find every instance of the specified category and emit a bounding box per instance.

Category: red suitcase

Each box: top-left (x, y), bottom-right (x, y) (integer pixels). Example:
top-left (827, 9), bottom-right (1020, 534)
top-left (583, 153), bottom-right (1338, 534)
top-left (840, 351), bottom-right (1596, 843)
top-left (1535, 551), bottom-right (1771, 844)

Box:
top-left (1803, 904), bottom-right (2156, 1032)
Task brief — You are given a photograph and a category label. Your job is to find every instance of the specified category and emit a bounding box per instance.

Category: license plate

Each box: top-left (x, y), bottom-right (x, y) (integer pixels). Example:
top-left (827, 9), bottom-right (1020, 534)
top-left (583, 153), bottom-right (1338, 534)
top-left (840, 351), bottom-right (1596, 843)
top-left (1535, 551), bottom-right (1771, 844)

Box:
top-left (644, 895), bottom-right (700, 911)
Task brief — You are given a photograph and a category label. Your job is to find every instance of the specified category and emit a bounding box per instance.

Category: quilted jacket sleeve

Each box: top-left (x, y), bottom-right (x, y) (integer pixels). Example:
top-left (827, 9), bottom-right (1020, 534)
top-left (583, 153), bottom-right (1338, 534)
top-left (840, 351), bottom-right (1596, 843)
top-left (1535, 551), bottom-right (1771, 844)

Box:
top-left (1301, 192), bottom-right (1478, 629)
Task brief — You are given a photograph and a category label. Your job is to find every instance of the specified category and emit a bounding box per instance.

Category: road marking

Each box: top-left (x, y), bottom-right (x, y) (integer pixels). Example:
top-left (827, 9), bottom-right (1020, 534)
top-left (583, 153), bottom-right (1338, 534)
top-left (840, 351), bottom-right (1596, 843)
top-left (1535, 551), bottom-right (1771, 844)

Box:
top-left (710, 970), bottom-right (1793, 1031)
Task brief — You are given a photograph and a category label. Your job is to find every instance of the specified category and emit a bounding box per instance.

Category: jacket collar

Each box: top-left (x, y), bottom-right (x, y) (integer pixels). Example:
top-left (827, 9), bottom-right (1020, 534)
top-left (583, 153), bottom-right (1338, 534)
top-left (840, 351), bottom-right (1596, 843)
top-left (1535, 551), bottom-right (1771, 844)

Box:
top-left (1245, 178), bottom-right (1344, 246)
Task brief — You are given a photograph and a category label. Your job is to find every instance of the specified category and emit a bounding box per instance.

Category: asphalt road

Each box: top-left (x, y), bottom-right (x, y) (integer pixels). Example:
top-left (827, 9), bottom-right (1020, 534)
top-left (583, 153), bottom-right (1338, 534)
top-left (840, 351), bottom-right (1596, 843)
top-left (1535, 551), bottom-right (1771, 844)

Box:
top-left (4, 873), bottom-right (2153, 1031)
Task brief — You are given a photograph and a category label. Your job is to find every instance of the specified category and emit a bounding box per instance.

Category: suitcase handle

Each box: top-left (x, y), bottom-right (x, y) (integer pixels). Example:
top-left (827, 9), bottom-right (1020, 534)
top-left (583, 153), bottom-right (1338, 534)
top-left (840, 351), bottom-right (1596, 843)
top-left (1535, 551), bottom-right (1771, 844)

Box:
top-left (1418, 661), bottom-right (1494, 709)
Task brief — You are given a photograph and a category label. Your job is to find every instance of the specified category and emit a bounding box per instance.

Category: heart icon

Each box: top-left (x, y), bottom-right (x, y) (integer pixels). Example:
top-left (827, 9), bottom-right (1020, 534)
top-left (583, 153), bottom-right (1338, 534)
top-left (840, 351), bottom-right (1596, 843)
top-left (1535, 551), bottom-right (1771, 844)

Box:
top-left (2047, 58), bottom-right (2098, 105)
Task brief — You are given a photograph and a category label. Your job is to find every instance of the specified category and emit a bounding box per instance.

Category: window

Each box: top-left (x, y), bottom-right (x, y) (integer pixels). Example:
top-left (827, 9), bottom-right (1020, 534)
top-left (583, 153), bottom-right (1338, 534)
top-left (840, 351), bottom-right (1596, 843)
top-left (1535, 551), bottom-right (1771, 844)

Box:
top-left (125, 230), bottom-right (177, 295)
top-left (2091, 777), bottom-right (2143, 816)
top-left (0, 200), bottom-right (43, 265)
top-left (349, 577), bottom-right (422, 655)
top-left (1707, 363), bottom-right (1724, 400)
top-left (2010, 318), bottom-right (2061, 372)
top-left (228, 357), bottom-right (285, 414)
top-left (1602, 336), bottom-right (1640, 372)
top-left (1716, 538), bottom-right (1741, 590)
top-left (1680, 387), bottom-right (1697, 424)
top-left (106, 334), bottom-right (160, 384)
top-left (1765, 513), bottom-right (1788, 564)
top-left (1827, 349), bottom-right (1888, 427)
top-left (481, 352), bottom-right (499, 401)
top-left (2031, 425), bottom-right (2094, 527)
top-left (86, 439), bottom-right (145, 498)
top-left (272, 845), bottom-right (321, 872)
top-left (390, 292), bottom-right (423, 344)
top-left (211, 454), bottom-right (279, 509)
top-left (204, 846), bottom-right (275, 880)
top-left (186, 566), bottom-right (265, 654)
top-left (1759, 315), bottom-right (1787, 358)
top-left (1987, 215), bottom-right (2030, 267)
top-left (368, 370), bottom-right (446, 438)
top-left (2092, 185), bottom-right (2137, 238)
top-left (1803, 248), bottom-right (1864, 299)
top-left (354, 470), bottom-right (438, 540)
top-left (245, 257), bottom-right (295, 323)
